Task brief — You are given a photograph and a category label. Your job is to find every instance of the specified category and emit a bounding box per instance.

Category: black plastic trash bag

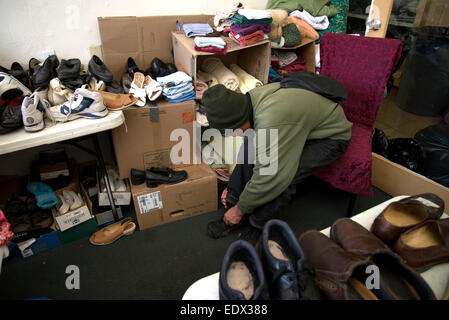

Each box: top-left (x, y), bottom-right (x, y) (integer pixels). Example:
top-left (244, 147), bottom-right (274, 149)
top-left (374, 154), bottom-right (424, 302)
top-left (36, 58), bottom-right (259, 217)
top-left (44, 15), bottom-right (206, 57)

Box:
top-left (396, 26), bottom-right (449, 117)
top-left (386, 138), bottom-right (426, 174)
top-left (414, 123), bottom-right (449, 188)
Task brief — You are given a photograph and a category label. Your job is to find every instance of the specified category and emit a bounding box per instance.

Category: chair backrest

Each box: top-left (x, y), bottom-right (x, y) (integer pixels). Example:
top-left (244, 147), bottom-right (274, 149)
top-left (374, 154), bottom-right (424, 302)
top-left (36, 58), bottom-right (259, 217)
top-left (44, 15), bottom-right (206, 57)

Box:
top-left (319, 33), bottom-right (403, 127)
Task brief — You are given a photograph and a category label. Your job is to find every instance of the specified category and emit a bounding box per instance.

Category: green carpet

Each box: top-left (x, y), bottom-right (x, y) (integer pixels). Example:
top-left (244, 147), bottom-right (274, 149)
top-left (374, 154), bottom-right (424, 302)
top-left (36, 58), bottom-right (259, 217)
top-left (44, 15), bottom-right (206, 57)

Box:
top-left (0, 176), bottom-right (391, 300)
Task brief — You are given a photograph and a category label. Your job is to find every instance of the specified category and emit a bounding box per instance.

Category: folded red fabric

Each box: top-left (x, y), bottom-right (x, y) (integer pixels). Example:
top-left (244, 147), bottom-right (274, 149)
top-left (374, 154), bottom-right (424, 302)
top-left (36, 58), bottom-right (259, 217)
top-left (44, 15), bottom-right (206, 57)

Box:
top-left (229, 30), bottom-right (265, 47)
top-left (194, 44), bottom-right (227, 55)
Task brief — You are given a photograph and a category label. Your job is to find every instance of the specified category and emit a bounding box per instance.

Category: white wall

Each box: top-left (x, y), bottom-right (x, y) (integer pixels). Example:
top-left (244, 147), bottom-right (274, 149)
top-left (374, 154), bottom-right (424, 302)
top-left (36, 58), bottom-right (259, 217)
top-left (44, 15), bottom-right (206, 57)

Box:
top-left (0, 0), bottom-right (267, 175)
top-left (0, 0), bottom-right (266, 68)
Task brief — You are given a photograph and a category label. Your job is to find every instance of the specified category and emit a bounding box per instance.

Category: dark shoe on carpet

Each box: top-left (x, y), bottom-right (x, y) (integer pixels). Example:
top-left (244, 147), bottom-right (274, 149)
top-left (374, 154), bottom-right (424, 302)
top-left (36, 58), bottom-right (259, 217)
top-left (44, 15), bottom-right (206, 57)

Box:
top-left (219, 240), bottom-right (269, 300)
top-left (255, 219), bottom-right (322, 300)
top-left (88, 55), bottom-right (113, 83)
top-left (207, 215), bottom-right (249, 239)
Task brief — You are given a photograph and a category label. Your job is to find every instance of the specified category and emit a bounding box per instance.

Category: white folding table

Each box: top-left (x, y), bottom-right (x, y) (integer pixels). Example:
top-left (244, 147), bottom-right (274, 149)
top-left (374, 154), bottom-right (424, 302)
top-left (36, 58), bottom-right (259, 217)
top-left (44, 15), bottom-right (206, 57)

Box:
top-left (182, 196), bottom-right (449, 300)
top-left (0, 110), bottom-right (125, 220)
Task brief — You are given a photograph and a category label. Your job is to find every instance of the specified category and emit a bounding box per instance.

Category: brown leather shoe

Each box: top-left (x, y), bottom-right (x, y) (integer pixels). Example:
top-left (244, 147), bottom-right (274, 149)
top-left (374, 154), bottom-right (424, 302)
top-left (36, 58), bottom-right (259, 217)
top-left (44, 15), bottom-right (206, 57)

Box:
top-left (96, 90), bottom-right (137, 110)
top-left (331, 218), bottom-right (436, 300)
top-left (298, 230), bottom-right (392, 300)
top-left (393, 218), bottom-right (449, 272)
top-left (89, 217), bottom-right (136, 245)
top-left (371, 193), bottom-right (445, 244)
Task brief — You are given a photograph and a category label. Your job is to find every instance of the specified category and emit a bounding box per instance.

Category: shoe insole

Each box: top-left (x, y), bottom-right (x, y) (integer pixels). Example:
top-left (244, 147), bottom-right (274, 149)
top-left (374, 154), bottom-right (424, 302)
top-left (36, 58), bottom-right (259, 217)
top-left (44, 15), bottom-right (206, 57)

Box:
top-left (227, 261), bottom-right (254, 300)
top-left (347, 278), bottom-right (379, 300)
top-left (384, 204), bottom-right (427, 227)
top-left (401, 224), bottom-right (444, 248)
top-left (378, 267), bottom-right (420, 300)
top-left (268, 240), bottom-right (289, 262)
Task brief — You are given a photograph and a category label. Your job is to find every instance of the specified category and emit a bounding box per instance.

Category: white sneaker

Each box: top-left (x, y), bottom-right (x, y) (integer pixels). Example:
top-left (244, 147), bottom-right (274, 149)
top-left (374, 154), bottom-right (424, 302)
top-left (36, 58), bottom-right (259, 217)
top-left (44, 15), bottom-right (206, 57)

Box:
top-left (47, 78), bottom-right (74, 106)
top-left (47, 88), bottom-right (108, 122)
top-left (57, 194), bottom-right (70, 216)
top-left (0, 72), bottom-right (31, 98)
top-left (21, 92), bottom-right (51, 132)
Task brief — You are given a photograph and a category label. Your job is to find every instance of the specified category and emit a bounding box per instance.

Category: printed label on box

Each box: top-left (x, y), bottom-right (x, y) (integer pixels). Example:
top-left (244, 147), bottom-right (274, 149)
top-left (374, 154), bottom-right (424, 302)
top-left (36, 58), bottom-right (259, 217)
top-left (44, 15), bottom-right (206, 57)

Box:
top-left (138, 191), bottom-right (163, 214)
top-left (143, 149), bottom-right (171, 168)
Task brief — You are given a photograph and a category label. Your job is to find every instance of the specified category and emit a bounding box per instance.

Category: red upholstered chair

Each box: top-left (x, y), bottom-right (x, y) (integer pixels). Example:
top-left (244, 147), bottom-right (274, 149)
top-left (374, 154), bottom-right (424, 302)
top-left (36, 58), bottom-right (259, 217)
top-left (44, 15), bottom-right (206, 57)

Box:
top-left (314, 33), bottom-right (403, 215)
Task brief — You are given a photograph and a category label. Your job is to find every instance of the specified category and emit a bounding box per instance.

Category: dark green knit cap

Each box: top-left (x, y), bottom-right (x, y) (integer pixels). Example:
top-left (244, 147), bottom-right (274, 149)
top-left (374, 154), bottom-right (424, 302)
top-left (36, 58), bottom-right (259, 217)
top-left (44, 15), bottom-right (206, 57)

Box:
top-left (202, 84), bottom-right (251, 130)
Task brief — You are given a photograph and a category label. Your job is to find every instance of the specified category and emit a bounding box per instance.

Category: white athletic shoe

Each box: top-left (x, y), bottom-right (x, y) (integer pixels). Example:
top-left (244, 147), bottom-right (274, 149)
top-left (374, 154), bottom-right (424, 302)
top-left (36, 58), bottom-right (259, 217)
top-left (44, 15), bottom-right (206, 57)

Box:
top-left (47, 88), bottom-right (108, 122)
top-left (47, 78), bottom-right (73, 106)
top-left (0, 72), bottom-right (32, 98)
top-left (21, 92), bottom-right (51, 132)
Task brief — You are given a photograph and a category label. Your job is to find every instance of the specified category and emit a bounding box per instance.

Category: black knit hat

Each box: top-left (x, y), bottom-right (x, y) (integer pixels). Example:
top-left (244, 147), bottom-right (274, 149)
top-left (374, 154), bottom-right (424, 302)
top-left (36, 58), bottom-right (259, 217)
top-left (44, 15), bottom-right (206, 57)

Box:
top-left (201, 84), bottom-right (251, 130)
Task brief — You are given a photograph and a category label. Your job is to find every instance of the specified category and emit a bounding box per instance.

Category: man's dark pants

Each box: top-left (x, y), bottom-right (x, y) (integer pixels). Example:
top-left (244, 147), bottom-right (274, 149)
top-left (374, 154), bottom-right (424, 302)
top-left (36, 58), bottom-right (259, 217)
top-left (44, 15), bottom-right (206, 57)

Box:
top-left (225, 137), bottom-right (350, 229)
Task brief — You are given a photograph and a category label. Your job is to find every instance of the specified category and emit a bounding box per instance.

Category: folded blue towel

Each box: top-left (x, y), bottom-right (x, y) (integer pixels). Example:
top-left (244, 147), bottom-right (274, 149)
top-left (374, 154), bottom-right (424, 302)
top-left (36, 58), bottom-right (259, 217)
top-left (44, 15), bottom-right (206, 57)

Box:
top-left (182, 23), bottom-right (214, 38)
top-left (164, 90), bottom-right (196, 103)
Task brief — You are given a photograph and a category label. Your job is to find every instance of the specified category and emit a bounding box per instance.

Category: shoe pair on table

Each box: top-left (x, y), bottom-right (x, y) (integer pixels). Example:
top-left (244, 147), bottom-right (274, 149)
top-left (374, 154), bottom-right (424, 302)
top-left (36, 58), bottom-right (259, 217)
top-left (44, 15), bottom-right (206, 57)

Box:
top-left (130, 167), bottom-right (187, 188)
top-left (220, 219), bottom-right (322, 300)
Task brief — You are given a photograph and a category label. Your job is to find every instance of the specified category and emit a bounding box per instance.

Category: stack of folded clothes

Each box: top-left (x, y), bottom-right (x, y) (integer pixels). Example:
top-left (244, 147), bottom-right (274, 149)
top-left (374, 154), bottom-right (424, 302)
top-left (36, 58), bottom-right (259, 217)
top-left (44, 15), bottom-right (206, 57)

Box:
top-left (271, 50), bottom-right (307, 75)
top-left (194, 37), bottom-right (228, 55)
top-left (228, 9), bottom-right (273, 47)
top-left (156, 71), bottom-right (195, 103)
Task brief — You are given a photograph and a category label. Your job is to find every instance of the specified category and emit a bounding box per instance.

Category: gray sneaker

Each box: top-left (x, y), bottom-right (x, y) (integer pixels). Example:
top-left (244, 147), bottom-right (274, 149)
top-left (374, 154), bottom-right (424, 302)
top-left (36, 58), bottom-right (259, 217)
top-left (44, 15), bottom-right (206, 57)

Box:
top-left (21, 92), bottom-right (50, 132)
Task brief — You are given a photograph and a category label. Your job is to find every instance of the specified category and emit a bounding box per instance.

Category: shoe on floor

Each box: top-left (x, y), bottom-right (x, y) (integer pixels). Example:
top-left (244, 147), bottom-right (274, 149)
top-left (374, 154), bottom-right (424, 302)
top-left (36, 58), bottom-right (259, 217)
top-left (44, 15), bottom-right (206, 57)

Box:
top-left (207, 215), bottom-right (249, 239)
top-left (88, 55), bottom-right (113, 83)
top-left (47, 88), bottom-right (108, 122)
top-left (89, 217), bottom-right (136, 246)
top-left (21, 92), bottom-right (50, 132)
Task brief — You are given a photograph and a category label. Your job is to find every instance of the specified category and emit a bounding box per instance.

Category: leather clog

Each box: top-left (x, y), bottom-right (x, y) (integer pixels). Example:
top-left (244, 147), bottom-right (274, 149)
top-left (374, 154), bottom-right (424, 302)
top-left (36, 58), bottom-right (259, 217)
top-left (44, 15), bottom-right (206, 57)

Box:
top-left (371, 193), bottom-right (445, 244)
top-left (89, 217), bottom-right (136, 246)
top-left (393, 218), bottom-right (449, 272)
top-left (331, 218), bottom-right (436, 300)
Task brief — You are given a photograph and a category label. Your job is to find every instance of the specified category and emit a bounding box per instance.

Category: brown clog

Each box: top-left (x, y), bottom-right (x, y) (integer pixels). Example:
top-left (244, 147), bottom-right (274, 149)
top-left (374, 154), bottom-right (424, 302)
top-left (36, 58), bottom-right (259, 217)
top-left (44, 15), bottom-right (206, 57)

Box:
top-left (331, 218), bottom-right (436, 300)
top-left (371, 193), bottom-right (445, 244)
top-left (89, 217), bottom-right (136, 246)
top-left (393, 218), bottom-right (449, 272)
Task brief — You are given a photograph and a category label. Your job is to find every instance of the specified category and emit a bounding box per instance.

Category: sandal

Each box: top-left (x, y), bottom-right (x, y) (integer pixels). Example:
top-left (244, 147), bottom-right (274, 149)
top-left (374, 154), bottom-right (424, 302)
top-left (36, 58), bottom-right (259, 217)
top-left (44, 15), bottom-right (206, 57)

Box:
top-left (144, 75), bottom-right (162, 101)
top-left (89, 217), bottom-right (136, 246)
top-left (129, 72), bottom-right (146, 107)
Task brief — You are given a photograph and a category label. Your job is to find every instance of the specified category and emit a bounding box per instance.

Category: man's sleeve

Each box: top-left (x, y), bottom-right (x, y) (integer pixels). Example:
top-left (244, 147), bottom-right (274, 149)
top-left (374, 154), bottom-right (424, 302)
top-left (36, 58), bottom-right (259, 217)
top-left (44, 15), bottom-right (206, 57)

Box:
top-left (236, 124), bottom-right (308, 213)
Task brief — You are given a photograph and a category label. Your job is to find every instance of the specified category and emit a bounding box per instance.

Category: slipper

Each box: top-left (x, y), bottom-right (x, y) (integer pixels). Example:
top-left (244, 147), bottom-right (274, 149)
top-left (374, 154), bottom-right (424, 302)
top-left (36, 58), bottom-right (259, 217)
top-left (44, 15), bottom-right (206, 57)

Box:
top-left (129, 72), bottom-right (146, 107)
top-left (144, 75), bottom-right (162, 101)
top-left (27, 182), bottom-right (58, 209)
top-left (89, 217), bottom-right (136, 246)
top-left (56, 194), bottom-right (70, 216)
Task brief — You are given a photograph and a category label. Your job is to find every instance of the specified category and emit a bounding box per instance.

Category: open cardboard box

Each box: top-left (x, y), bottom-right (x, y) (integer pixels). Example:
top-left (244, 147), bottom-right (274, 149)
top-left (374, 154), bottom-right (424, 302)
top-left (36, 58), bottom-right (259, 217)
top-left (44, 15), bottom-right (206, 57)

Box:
top-left (97, 166), bottom-right (131, 206)
top-left (131, 163), bottom-right (217, 231)
top-left (52, 183), bottom-right (93, 232)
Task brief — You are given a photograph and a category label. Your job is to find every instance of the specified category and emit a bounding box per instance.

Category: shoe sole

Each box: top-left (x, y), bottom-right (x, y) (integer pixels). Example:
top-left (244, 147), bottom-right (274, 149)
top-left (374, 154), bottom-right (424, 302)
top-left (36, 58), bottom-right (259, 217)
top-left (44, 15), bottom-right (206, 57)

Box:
top-left (51, 109), bottom-right (109, 122)
top-left (24, 120), bottom-right (44, 132)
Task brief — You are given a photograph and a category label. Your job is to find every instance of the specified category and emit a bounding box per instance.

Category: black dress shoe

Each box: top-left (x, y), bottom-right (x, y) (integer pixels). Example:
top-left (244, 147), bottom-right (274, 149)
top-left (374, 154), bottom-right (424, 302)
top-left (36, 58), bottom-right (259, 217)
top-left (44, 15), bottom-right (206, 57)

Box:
top-left (145, 167), bottom-right (187, 188)
top-left (88, 55), bottom-right (113, 83)
top-left (207, 215), bottom-right (249, 239)
top-left (148, 57), bottom-right (171, 79)
top-left (126, 57), bottom-right (144, 79)
top-left (256, 219), bottom-right (322, 300)
top-left (32, 55), bottom-right (59, 89)
top-left (219, 240), bottom-right (269, 300)
top-left (58, 58), bottom-right (81, 81)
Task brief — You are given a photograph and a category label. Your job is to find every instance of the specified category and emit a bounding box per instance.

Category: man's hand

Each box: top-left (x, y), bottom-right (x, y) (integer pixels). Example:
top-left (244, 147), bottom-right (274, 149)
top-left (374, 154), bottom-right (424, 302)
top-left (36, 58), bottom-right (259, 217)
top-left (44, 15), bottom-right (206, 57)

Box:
top-left (221, 188), bottom-right (228, 208)
top-left (223, 205), bottom-right (244, 226)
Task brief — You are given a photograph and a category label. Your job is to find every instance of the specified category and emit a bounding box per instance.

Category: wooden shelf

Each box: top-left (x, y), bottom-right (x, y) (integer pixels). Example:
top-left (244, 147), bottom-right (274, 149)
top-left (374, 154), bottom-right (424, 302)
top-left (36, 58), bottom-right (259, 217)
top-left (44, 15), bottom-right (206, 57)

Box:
top-left (271, 37), bottom-right (315, 50)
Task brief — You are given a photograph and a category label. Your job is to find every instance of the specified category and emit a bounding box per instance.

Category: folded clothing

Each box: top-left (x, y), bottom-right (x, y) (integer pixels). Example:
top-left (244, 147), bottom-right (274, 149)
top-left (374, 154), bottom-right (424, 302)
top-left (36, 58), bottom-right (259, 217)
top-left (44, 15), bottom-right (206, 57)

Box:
top-left (237, 8), bottom-right (272, 20)
top-left (230, 64), bottom-right (263, 94)
top-left (230, 23), bottom-right (272, 36)
top-left (197, 71), bottom-right (219, 88)
top-left (156, 71), bottom-right (192, 87)
top-left (230, 13), bottom-right (273, 25)
top-left (283, 16), bottom-right (319, 41)
top-left (214, 2), bottom-right (244, 29)
top-left (157, 71), bottom-right (195, 101)
top-left (289, 9), bottom-right (329, 30)
top-left (282, 23), bottom-right (302, 48)
top-left (272, 56), bottom-right (307, 75)
top-left (229, 30), bottom-right (265, 47)
top-left (182, 23), bottom-right (214, 37)
top-left (271, 50), bottom-right (298, 68)
top-left (164, 90), bottom-right (196, 103)
top-left (194, 43), bottom-right (227, 55)
top-left (194, 37), bottom-right (227, 49)
top-left (201, 58), bottom-right (239, 91)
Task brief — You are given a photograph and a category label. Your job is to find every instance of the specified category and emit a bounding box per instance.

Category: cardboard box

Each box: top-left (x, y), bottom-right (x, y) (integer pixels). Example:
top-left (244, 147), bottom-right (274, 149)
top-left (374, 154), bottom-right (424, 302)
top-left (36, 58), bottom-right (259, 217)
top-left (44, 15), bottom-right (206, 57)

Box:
top-left (19, 230), bottom-right (61, 259)
top-left (274, 37), bottom-right (316, 73)
top-left (52, 184), bottom-right (93, 232)
top-left (97, 166), bottom-right (131, 206)
top-left (112, 101), bottom-right (196, 180)
top-left (172, 31), bottom-right (270, 83)
top-left (131, 164), bottom-right (217, 231)
top-left (97, 15), bottom-right (214, 81)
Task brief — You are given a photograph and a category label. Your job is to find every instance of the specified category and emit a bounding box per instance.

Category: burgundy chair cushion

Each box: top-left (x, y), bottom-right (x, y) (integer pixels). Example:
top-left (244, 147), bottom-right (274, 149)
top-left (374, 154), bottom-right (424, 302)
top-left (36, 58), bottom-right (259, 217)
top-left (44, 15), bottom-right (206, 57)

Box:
top-left (315, 33), bottom-right (403, 196)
